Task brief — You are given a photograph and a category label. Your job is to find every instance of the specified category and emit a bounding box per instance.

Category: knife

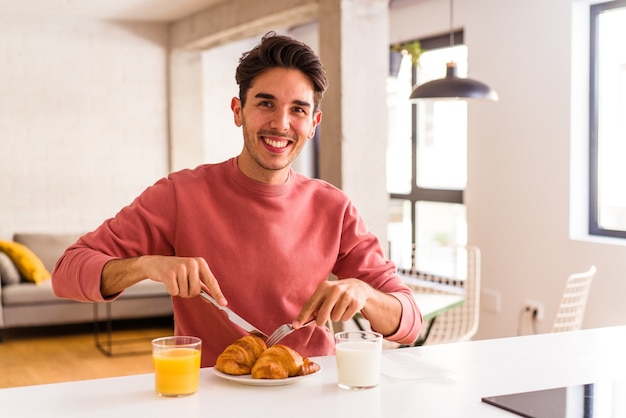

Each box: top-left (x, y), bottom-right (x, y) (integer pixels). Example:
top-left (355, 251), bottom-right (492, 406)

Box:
top-left (199, 290), bottom-right (268, 338)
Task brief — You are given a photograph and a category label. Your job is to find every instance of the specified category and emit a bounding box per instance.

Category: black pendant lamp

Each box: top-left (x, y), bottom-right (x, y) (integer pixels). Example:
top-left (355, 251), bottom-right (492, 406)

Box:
top-left (409, 0), bottom-right (498, 101)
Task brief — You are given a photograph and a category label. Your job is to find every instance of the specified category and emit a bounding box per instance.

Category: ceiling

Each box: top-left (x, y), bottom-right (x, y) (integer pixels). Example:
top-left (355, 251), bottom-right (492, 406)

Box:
top-left (0, 0), bottom-right (229, 22)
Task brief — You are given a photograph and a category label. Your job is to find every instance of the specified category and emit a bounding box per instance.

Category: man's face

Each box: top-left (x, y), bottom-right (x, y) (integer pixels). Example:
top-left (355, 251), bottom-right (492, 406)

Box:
top-left (231, 67), bottom-right (322, 184)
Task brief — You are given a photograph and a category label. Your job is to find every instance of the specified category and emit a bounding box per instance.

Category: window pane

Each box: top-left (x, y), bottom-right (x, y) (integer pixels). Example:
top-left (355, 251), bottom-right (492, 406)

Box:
top-left (386, 53), bottom-right (413, 194)
top-left (415, 47), bottom-right (468, 190)
top-left (387, 199), bottom-right (413, 270)
top-left (415, 201), bottom-right (467, 277)
top-left (597, 5), bottom-right (626, 232)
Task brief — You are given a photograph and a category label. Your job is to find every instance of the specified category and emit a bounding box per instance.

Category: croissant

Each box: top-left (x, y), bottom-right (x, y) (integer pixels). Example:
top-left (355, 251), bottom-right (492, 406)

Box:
top-left (251, 345), bottom-right (303, 379)
top-left (297, 358), bottom-right (321, 376)
top-left (215, 335), bottom-right (267, 375)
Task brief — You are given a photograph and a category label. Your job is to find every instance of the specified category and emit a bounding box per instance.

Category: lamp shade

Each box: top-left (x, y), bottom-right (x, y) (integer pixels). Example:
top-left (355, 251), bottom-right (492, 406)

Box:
top-left (409, 62), bottom-right (498, 101)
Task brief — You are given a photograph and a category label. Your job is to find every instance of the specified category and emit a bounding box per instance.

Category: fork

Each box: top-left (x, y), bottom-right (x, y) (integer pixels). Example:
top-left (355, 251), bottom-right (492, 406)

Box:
top-left (265, 319), bottom-right (316, 347)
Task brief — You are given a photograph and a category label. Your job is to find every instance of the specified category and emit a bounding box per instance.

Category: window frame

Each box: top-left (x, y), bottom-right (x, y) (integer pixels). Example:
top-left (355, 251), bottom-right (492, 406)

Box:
top-left (589, 0), bottom-right (626, 239)
top-left (389, 31), bottom-right (465, 250)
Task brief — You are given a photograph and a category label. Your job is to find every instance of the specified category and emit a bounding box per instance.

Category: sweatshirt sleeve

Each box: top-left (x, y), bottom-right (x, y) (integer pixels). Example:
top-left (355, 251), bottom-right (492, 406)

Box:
top-left (385, 291), bottom-right (423, 344)
top-left (333, 200), bottom-right (423, 345)
top-left (51, 176), bottom-right (177, 302)
top-left (51, 241), bottom-right (117, 302)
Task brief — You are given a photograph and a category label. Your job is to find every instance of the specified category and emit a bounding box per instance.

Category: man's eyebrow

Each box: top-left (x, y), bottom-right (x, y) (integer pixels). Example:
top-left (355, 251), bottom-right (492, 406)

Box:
top-left (254, 92), bottom-right (312, 109)
top-left (255, 92), bottom-right (275, 101)
top-left (292, 99), bottom-right (312, 109)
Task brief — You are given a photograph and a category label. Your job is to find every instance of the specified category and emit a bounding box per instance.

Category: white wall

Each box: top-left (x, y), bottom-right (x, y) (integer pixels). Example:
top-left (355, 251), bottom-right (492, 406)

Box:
top-left (391, 0), bottom-right (626, 339)
top-left (0, 17), bottom-right (169, 238)
top-left (201, 40), bottom-right (247, 165)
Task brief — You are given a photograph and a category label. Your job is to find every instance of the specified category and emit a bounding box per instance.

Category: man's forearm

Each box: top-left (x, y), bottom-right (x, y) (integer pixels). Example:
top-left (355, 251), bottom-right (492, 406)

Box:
top-left (361, 290), bottom-right (403, 336)
top-left (100, 257), bottom-right (146, 298)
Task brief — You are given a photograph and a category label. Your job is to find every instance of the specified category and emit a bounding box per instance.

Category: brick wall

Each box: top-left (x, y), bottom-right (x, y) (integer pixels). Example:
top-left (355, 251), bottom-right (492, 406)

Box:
top-left (0, 17), bottom-right (169, 238)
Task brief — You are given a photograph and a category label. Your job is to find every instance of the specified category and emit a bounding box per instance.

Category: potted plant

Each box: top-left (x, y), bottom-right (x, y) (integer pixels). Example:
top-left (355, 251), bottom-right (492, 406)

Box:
top-left (389, 40), bottom-right (422, 77)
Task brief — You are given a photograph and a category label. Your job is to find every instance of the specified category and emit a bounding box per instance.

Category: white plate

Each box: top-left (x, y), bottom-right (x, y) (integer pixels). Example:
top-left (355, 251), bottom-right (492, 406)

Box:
top-left (212, 365), bottom-right (321, 387)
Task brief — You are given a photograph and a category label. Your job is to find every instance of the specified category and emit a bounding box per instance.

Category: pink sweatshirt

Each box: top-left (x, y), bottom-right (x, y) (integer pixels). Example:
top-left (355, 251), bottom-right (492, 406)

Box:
top-left (52, 158), bottom-right (422, 367)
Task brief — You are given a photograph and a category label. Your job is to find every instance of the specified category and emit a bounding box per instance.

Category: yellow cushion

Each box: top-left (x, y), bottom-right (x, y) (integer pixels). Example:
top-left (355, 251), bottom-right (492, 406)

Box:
top-left (0, 240), bottom-right (51, 285)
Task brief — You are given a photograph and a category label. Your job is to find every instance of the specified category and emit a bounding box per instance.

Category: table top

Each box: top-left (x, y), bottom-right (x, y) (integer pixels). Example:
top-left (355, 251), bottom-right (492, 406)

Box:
top-left (3, 325), bottom-right (626, 417)
top-left (412, 292), bottom-right (464, 321)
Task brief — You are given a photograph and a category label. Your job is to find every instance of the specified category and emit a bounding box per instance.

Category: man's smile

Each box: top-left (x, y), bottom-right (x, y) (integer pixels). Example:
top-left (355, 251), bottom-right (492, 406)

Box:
top-left (259, 130), bottom-right (296, 152)
top-left (262, 137), bottom-right (290, 149)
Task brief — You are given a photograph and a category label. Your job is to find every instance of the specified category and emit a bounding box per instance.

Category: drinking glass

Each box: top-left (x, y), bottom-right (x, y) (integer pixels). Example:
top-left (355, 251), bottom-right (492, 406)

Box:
top-left (152, 336), bottom-right (202, 397)
top-left (335, 331), bottom-right (382, 390)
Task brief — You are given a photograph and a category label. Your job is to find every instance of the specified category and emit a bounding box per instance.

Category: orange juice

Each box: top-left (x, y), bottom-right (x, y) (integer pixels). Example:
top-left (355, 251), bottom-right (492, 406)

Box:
top-left (153, 347), bottom-right (201, 396)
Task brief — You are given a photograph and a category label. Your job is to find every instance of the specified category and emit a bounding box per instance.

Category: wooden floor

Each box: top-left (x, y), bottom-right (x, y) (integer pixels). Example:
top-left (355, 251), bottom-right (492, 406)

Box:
top-left (0, 318), bottom-right (173, 389)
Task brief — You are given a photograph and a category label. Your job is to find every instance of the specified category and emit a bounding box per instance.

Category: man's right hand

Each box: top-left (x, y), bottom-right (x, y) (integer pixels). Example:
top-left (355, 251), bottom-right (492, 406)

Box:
top-left (100, 255), bottom-right (227, 305)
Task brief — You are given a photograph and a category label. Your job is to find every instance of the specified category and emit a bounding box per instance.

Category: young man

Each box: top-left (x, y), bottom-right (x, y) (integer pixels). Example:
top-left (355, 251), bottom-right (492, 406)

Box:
top-left (52, 32), bottom-right (422, 367)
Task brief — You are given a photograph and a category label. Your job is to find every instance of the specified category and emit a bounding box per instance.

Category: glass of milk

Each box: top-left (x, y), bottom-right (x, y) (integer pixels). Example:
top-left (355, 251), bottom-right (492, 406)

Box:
top-left (335, 331), bottom-right (383, 390)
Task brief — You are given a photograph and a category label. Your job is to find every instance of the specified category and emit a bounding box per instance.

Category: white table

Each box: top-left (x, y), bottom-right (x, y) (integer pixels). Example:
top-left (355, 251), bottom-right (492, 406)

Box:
top-left (413, 292), bottom-right (464, 321)
top-left (2, 326), bottom-right (626, 417)
top-left (352, 292), bottom-right (463, 342)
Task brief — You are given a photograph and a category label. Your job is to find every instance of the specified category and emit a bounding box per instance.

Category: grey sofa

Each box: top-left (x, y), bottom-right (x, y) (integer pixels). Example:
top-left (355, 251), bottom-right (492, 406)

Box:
top-left (0, 232), bottom-right (172, 340)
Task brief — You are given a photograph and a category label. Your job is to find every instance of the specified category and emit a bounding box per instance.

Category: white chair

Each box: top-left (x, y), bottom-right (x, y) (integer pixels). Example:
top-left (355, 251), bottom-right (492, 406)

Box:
top-left (400, 245), bottom-right (481, 345)
top-left (551, 265), bottom-right (596, 333)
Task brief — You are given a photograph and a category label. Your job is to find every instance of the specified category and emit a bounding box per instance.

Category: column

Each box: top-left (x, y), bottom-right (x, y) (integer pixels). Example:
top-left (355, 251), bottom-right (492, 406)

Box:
top-left (318, 0), bottom-right (391, 250)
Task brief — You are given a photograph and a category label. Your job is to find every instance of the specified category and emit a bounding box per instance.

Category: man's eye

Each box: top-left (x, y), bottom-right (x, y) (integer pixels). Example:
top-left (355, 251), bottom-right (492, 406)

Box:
top-left (258, 101), bottom-right (272, 108)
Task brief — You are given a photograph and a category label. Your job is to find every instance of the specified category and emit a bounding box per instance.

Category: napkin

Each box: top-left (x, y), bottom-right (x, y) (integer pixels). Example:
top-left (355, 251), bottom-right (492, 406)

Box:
top-left (381, 351), bottom-right (454, 380)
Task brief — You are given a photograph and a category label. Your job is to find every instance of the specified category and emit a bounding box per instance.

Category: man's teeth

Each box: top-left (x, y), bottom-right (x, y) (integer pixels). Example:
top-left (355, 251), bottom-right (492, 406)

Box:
top-left (264, 138), bottom-right (288, 148)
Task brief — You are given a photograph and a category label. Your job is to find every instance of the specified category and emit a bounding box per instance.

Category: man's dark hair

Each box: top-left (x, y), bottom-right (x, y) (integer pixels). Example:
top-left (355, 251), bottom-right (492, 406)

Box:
top-left (235, 32), bottom-right (328, 111)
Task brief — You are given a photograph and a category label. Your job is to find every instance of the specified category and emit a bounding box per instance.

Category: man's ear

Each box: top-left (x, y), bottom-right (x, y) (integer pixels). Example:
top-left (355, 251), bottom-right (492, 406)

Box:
top-left (231, 97), bottom-right (243, 127)
top-left (309, 110), bottom-right (322, 138)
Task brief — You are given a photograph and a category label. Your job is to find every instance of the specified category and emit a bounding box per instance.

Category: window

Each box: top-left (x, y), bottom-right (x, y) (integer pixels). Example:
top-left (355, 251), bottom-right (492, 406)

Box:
top-left (589, 0), bottom-right (626, 238)
top-left (387, 33), bottom-right (468, 276)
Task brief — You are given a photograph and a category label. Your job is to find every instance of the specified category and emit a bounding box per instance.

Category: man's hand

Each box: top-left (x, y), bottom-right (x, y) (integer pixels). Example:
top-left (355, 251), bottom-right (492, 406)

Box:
top-left (101, 255), bottom-right (226, 305)
top-left (292, 278), bottom-right (402, 337)
top-left (293, 279), bottom-right (372, 326)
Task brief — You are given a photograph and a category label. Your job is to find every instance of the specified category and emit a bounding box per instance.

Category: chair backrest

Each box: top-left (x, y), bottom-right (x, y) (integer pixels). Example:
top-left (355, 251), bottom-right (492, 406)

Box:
top-left (551, 266), bottom-right (596, 333)
top-left (400, 245), bottom-right (481, 344)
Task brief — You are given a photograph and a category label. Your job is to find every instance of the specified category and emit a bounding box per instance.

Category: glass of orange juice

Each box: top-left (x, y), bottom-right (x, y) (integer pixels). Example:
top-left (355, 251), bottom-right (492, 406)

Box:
top-left (152, 336), bottom-right (202, 397)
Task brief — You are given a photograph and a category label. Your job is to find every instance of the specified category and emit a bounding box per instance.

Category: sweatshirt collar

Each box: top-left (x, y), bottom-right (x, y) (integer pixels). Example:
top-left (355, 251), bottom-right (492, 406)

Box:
top-left (228, 157), bottom-right (294, 196)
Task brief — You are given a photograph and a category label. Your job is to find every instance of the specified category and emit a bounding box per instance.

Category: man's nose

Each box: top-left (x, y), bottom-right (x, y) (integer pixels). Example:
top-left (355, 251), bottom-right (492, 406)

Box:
top-left (270, 109), bottom-right (289, 131)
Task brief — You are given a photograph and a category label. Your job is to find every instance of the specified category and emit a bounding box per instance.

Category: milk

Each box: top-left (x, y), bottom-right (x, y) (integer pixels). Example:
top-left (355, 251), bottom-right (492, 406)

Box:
top-left (335, 340), bottom-right (382, 389)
